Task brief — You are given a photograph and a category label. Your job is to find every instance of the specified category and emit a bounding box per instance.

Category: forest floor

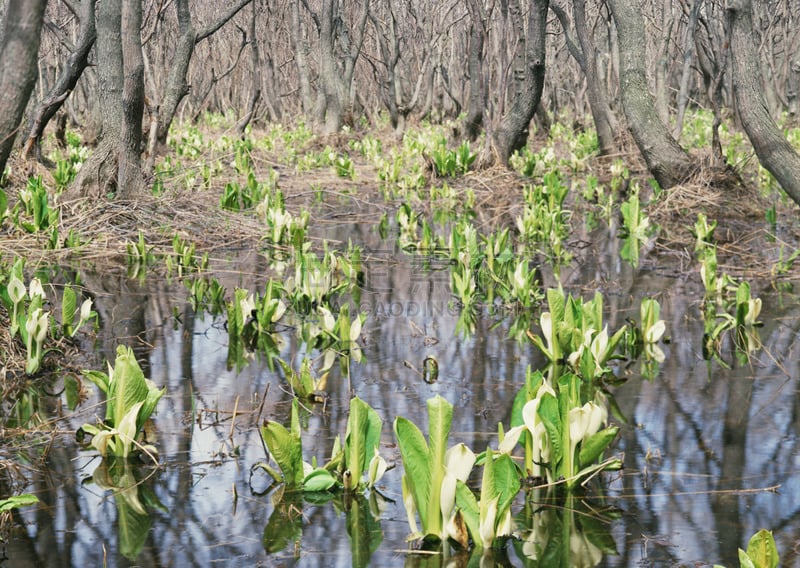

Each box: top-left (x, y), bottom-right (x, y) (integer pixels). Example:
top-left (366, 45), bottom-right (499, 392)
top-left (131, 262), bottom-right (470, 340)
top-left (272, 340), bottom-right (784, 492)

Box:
top-left (1, 122), bottom-right (798, 406)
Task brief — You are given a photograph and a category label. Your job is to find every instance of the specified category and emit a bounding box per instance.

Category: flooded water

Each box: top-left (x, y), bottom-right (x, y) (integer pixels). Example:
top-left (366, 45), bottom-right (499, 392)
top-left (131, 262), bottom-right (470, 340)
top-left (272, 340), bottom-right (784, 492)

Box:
top-left (4, 215), bottom-right (800, 567)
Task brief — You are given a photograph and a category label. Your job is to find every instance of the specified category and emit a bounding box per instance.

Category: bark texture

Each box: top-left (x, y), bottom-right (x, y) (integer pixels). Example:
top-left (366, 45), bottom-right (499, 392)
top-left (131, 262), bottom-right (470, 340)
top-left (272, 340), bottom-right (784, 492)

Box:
top-left (70, 0), bottom-right (124, 199)
top-left (23, 0), bottom-right (96, 163)
top-left (551, 0), bottom-right (618, 154)
top-left (157, 0), bottom-right (253, 143)
top-left (462, 0), bottom-right (486, 141)
top-left (118, 0), bottom-right (145, 198)
top-left (729, 0), bottom-right (800, 206)
top-left (0, 0), bottom-right (47, 175)
top-left (607, 0), bottom-right (694, 188)
top-left (492, 0), bottom-right (549, 165)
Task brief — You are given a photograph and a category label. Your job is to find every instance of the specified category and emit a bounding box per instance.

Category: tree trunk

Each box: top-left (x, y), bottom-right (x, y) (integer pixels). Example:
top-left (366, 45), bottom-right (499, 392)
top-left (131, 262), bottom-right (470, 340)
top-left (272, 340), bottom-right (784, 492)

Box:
top-left (235, 2), bottom-right (261, 134)
top-left (291, 0), bottom-right (315, 116)
top-left (22, 0), bottom-right (96, 163)
top-left (118, 0), bottom-right (145, 199)
top-left (788, 49), bottom-right (800, 121)
top-left (315, 0), bottom-right (344, 133)
top-left (673, 0), bottom-right (704, 140)
top-left (0, 0), bottom-right (47, 176)
top-left (728, 0), bottom-right (800, 207)
top-left (70, 0), bottom-right (124, 199)
top-left (157, 0), bottom-right (253, 144)
top-left (369, 10), bottom-right (402, 131)
top-left (607, 0), bottom-right (694, 189)
top-left (551, 0), bottom-right (618, 154)
top-left (156, 0), bottom-right (197, 144)
top-left (462, 0), bottom-right (486, 141)
top-left (370, 5), bottom-right (426, 136)
top-left (492, 0), bottom-right (549, 165)
top-left (653, 0), bottom-right (673, 125)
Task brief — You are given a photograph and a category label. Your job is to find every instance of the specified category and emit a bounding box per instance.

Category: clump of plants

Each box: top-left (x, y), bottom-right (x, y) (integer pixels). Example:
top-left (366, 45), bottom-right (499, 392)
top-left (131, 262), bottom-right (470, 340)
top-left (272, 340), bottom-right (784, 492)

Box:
top-left (394, 389), bottom-right (621, 555)
top-left (516, 173), bottom-right (573, 268)
top-left (693, 214), bottom-right (763, 364)
top-left (394, 395), bottom-right (476, 545)
top-left (79, 346), bottom-right (165, 460)
top-left (526, 288), bottom-right (627, 382)
top-left (254, 396), bottom-right (387, 493)
top-left (1, 259), bottom-right (95, 375)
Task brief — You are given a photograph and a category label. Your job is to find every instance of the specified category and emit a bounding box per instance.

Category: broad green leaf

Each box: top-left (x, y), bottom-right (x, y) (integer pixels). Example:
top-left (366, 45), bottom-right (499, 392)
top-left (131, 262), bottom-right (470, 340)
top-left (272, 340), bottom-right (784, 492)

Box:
top-left (252, 461), bottom-right (283, 483)
top-left (303, 468), bottom-right (337, 492)
top-left (137, 381), bottom-right (166, 432)
top-left (0, 494), bottom-right (39, 513)
top-left (62, 285), bottom-right (77, 334)
top-left (537, 392), bottom-right (562, 467)
top-left (739, 550), bottom-right (757, 568)
top-left (394, 416), bottom-right (431, 529)
top-left (454, 480), bottom-right (481, 547)
top-left (511, 368), bottom-right (546, 440)
top-left (346, 397), bottom-right (370, 486)
top-left (546, 287), bottom-right (565, 324)
top-left (363, 403), bottom-right (383, 469)
top-left (579, 426), bottom-right (619, 467)
top-left (745, 529), bottom-right (779, 568)
top-left (606, 325), bottom-right (629, 362)
top-left (261, 419), bottom-right (303, 487)
top-left (345, 397), bottom-right (383, 490)
top-left (510, 386), bottom-right (528, 428)
top-left (108, 346), bottom-right (149, 427)
top-left (489, 453), bottom-right (521, 514)
top-left (426, 395), bottom-right (453, 533)
top-left (65, 376), bottom-right (81, 410)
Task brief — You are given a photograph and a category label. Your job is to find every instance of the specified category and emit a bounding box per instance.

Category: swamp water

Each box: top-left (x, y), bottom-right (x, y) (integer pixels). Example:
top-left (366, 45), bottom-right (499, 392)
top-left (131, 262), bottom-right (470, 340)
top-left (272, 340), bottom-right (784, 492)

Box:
top-left (3, 217), bottom-right (800, 568)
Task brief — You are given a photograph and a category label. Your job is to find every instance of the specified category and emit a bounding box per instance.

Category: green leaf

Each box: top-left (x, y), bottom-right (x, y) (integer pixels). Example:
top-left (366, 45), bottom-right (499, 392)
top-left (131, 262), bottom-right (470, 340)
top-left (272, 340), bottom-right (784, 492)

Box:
top-left (426, 395), bottom-right (452, 533)
top-left (546, 288), bottom-right (566, 327)
top-left (62, 285), bottom-right (77, 335)
top-left (454, 480), bottom-right (480, 547)
top-left (744, 529), bottom-right (779, 568)
top-left (81, 369), bottom-right (110, 394)
top-left (394, 416), bottom-right (431, 530)
top-left (578, 426), bottom-right (619, 467)
top-left (510, 387), bottom-right (528, 428)
top-left (346, 396), bottom-right (370, 487)
top-left (0, 494), bottom-right (39, 512)
top-left (137, 381), bottom-right (166, 432)
top-left (108, 346), bottom-right (149, 427)
top-left (488, 453), bottom-right (521, 515)
top-left (537, 392), bottom-right (562, 467)
top-left (65, 376), bottom-right (81, 410)
top-left (345, 397), bottom-right (382, 489)
top-left (261, 405), bottom-right (304, 487)
top-left (303, 468), bottom-right (338, 492)
top-left (0, 187), bottom-right (7, 220)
